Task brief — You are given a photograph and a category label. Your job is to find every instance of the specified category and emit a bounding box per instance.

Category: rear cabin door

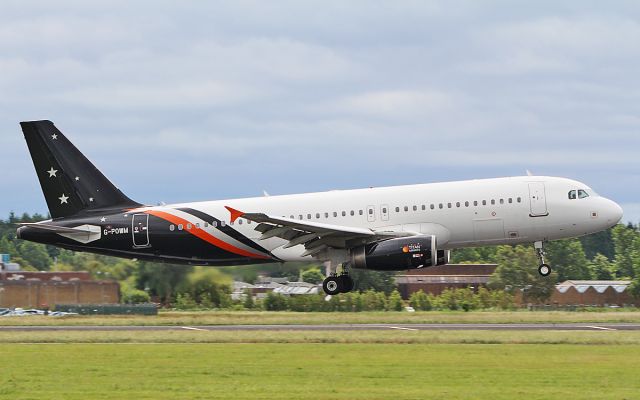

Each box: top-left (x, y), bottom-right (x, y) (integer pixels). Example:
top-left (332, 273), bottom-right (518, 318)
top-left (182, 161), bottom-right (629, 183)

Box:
top-left (132, 213), bottom-right (150, 247)
top-left (528, 182), bottom-right (549, 217)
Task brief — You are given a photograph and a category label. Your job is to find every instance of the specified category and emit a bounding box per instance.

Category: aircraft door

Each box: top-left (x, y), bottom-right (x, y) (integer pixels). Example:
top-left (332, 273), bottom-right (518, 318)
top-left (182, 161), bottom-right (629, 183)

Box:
top-left (132, 213), bottom-right (150, 247)
top-left (528, 182), bottom-right (549, 217)
top-left (366, 205), bottom-right (376, 222)
top-left (381, 204), bottom-right (389, 221)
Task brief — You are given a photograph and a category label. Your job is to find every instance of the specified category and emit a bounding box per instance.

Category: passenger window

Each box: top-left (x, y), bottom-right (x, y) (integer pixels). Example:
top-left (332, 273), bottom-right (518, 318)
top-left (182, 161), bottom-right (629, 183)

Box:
top-left (382, 207), bottom-right (387, 213)
top-left (474, 201), bottom-right (478, 206)
top-left (413, 205), bottom-right (417, 211)
top-left (404, 206), bottom-right (408, 212)
top-left (204, 222), bottom-right (209, 228)
top-left (456, 202), bottom-right (460, 208)
top-left (447, 203), bottom-right (452, 208)
top-left (247, 220), bottom-right (252, 224)
top-left (196, 223), bottom-right (200, 228)
top-left (395, 207), bottom-right (400, 213)
top-left (325, 212), bottom-right (329, 218)
top-left (359, 210), bottom-right (363, 215)
top-left (316, 213), bottom-right (320, 218)
top-left (482, 200), bottom-right (486, 206)
top-left (500, 199), bottom-right (504, 204)
top-left (465, 201), bottom-right (469, 207)
top-left (578, 189), bottom-right (589, 199)
top-left (568, 190), bottom-right (577, 200)
top-left (238, 219), bottom-right (243, 225)
top-left (430, 204), bottom-right (435, 210)
top-left (517, 197), bottom-right (522, 203)
top-left (221, 221), bottom-right (226, 227)
top-left (299, 215), bottom-right (303, 220)
top-left (350, 210), bottom-right (355, 216)
top-left (187, 223), bottom-right (192, 230)
top-left (178, 224), bottom-right (183, 231)
top-left (439, 203), bottom-right (443, 209)
top-left (421, 205), bottom-right (425, 210)
top-left (508, 198), bottom-right (513, 204)
top-left (342, 211), bottom-right (346, 216)
top-left (491, 199), bottom-right (495, 205)
top-left (333, 212), bottom-right (338, 217)
top-left (212, 221), bottom-right (218, 227)
top-left (170, 225), bottom-right (175, 231)
top-left (307, 214), bottom-right (312, 219)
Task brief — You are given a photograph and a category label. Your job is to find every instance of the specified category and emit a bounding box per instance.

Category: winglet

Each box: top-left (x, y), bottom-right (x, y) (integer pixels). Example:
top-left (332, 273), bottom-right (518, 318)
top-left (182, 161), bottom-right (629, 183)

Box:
top-left (225, 206), bottom-right (245, 223)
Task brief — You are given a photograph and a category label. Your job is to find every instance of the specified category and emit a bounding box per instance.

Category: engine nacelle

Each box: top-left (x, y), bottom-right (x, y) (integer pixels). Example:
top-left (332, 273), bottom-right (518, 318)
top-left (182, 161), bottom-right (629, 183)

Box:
top-left (350, 235), bottom-right (439, 271)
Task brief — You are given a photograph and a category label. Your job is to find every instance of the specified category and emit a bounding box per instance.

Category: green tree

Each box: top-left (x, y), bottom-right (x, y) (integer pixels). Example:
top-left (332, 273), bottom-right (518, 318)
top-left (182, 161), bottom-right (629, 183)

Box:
top-left (408, 290), bottom-right (432, 311)
top-left (243, 289), bottom-right (255, 309)
top-left (546, 239), bottom-right (591, 281)
top-left (16, 241), bottom-right (52, 270)
top-left (612, 224), bottom-right (638, 278)
top-left (121, 288), bottom-right (151, 304)
top-left (177, 267), bottom-right (232, 308)
top-left (350, 269), bottom-right (396, 294)
top-left (300, 267), bottom-right (324, 284)
top-left (263, 292), bottom-right (288, 311)
top-left (590, 253), bottom-right (615, 280)
top-left (580, 228), bottom-right (615, 260)
top-left (387, 290), bottom-right (404, 311)
top-left (135, 262), bottom-right (192, 305)
top-left (488, 245), bottom-right (556, 303)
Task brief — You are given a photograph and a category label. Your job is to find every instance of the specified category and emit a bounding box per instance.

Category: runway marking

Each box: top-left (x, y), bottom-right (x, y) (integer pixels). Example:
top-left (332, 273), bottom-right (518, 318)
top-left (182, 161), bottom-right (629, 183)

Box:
top-left (180, 326), bottom-right (208, 332)
top-left (387, 326), bottom-right (418, 331)
top-left (585, 325), bottom-right (617, 331)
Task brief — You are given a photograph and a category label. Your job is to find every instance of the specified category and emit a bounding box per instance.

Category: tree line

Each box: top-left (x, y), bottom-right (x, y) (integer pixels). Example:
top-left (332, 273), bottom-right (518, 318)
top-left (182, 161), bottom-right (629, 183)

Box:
top-left (1, 212), bottom-right (639, 306)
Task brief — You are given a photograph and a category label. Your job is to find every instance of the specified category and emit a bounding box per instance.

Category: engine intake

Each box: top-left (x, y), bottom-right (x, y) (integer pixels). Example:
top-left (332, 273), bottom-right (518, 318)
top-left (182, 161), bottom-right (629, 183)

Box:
top-left (350, 235), bottom-right (442, 271)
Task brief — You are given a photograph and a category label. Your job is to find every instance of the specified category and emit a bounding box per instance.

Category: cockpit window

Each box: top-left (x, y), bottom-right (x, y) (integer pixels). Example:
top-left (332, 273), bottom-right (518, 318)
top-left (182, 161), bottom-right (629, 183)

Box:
top-left (568, 190), bottom-right (577, 200)
top-left (578, 189), bottom-right (589, 199)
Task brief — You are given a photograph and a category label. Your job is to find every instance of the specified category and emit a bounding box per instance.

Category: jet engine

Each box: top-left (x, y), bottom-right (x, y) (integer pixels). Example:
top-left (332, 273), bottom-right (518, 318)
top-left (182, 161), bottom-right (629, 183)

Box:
top-left (350, 235), bottom-right (448, 271)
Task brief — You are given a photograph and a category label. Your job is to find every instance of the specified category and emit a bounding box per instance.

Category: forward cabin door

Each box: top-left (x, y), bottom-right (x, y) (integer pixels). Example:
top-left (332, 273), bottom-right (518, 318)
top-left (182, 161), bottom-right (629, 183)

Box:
top-left (528, 182), bottom-right (549, 217)
top-left (132, 213), bottom-right (150, 247)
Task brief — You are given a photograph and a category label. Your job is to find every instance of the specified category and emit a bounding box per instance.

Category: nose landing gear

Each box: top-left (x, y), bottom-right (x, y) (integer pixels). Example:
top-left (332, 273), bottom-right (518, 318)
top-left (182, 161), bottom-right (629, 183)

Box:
top-left (535, 241), bottom-right (552, 277)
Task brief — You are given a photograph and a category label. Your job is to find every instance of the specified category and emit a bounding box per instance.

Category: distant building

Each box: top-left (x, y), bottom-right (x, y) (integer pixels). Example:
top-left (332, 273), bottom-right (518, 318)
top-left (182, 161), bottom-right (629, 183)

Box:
top-left (395, 264), bottom-right (498, 299)
top-left (0, 270), bottom-right (120, 308)
top-left (0, 253), bottom-right (20, 272)
top-left (541, 280), bottom-right (638, 307)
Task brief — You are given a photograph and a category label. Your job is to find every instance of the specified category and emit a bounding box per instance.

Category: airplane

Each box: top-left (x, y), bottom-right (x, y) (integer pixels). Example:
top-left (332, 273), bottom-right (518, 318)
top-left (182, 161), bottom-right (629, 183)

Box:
top-left (16, 120), bottom-right (623, 295)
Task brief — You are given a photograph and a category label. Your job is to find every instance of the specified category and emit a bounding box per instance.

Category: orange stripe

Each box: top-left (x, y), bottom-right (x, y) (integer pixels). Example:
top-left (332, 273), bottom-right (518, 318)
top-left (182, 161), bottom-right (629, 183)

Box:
top-left (146, 210), bottom-right (270, 260)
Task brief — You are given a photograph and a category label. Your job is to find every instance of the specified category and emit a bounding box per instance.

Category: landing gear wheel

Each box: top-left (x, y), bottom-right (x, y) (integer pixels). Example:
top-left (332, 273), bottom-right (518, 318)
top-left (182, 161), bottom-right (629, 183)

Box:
top-left (322, 276), bottom-right (342, 295)
top-left (338, 275), bottom-right (354, 293)
top-left (538, 263), bottom-right (551, 277)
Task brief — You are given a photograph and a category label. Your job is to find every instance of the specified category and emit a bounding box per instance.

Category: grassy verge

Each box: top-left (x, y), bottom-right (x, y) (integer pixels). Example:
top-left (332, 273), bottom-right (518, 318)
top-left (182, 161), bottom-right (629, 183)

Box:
top-left (2, 310), bottom-right (640, 326)
top-left (1, 343), bottom-right (639, 399)
top-left (0, 329), bottom-right (639, 345)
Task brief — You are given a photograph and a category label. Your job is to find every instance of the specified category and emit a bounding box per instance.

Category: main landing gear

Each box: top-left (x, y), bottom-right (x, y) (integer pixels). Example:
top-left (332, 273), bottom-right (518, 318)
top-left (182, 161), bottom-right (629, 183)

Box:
top-left (322, 264), bottom-right (354, 295)
top-left (535, 241), bottom-right (552, 277)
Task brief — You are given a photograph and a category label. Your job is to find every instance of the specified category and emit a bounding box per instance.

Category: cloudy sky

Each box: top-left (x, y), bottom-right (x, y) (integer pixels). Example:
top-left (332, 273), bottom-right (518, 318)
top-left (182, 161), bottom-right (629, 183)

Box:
top-left (1, 1), bottom-right (638, 222)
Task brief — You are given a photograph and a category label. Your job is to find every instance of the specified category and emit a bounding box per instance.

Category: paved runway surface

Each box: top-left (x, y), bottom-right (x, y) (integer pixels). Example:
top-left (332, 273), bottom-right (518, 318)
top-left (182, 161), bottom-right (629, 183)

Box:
top-left (1, 323), bottom-right (639, 331)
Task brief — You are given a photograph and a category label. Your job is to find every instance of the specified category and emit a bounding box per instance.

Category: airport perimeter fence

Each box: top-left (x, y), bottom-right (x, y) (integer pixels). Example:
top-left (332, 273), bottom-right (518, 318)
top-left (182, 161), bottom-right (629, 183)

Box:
top-left (55, 303), bottom-right (158, 315)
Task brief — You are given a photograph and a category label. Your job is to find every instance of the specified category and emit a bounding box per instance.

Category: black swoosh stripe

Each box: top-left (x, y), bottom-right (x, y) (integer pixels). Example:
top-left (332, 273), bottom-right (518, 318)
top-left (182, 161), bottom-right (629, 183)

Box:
top-left (177, 207), bottom-right (279, 259)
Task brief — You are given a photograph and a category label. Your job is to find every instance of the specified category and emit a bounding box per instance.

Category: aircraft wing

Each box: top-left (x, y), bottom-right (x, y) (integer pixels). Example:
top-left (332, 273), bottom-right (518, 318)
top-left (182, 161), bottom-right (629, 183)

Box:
top-left (225, 206), bottom-right (411, 257)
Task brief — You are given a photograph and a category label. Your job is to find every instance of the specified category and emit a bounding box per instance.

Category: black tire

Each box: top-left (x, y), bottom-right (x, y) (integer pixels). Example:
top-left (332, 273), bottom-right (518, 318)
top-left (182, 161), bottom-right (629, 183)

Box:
top-left (538, 263), bottom-right (551, 277)
top-left (339, 275), bottom-right (354, 293)
top-left (322, 276), bottom-right (342, 295)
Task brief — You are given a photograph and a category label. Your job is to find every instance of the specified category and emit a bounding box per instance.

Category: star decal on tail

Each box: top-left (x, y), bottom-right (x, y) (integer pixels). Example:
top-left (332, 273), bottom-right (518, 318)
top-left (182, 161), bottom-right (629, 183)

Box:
top-left (59, 194), bottom-right (69, 204)
top-left (47, 167), bottom-right (58, 178)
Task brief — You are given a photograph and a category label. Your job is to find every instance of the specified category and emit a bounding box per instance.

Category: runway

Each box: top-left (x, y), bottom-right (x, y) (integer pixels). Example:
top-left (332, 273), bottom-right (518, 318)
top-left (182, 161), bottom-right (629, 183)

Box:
top-left (1, 323), bottom-right (639, 332)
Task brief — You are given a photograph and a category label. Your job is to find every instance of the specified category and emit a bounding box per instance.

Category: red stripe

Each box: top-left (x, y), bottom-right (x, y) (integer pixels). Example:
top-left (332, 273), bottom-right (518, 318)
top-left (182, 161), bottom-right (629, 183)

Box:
top-left (146, 210), bottom-right (270, 260)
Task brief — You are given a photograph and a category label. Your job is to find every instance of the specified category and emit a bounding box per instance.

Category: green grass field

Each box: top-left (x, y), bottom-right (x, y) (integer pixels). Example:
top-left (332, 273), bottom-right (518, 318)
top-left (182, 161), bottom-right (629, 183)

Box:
top-left (1, 342), bottom-right (639, 399)
top-left (2, 310), bottom-right (640, 326)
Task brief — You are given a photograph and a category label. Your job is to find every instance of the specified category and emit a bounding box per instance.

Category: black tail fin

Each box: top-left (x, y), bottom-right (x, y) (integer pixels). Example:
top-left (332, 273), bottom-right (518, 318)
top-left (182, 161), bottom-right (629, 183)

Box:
top-left (20, 120), bottom-right (141, 219)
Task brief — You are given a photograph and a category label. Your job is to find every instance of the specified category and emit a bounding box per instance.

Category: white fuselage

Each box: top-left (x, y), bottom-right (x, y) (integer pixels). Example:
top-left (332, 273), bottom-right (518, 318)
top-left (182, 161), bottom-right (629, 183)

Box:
top-left (160, 176), bottom-right (622, 263)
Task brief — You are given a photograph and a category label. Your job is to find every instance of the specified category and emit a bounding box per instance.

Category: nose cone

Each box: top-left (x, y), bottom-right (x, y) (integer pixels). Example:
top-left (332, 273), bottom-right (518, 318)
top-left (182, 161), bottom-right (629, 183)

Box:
top-left (605, 199), bottom-right (623, 226)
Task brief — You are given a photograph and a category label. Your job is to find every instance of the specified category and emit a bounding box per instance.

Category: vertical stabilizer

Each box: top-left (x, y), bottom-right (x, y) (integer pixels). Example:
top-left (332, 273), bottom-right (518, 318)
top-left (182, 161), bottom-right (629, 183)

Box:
top-left (20, 120), bottom-right (140, 219)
